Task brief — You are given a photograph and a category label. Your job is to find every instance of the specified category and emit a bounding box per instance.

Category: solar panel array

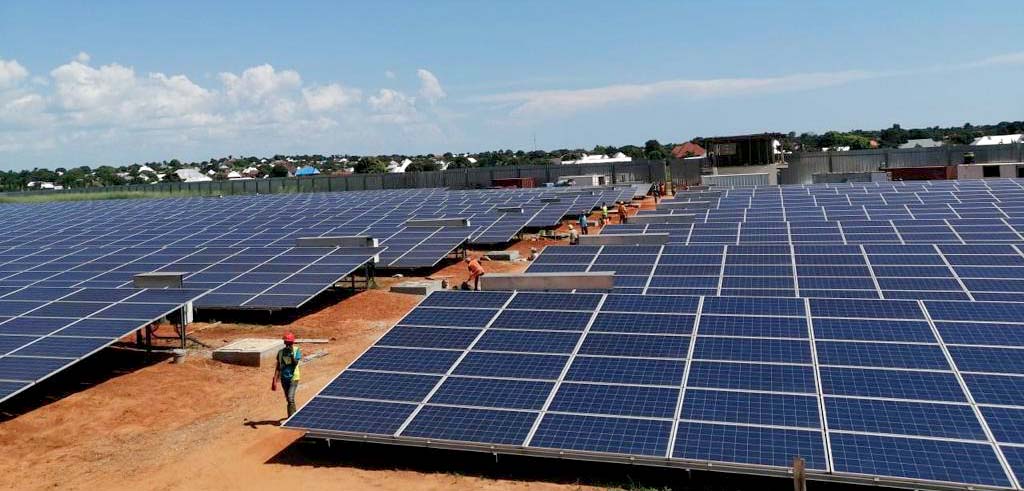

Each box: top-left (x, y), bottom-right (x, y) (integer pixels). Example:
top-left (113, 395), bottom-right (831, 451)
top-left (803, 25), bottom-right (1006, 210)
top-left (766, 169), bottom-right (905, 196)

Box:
top-left (527, 243), bottom-right (1024, 302)
top-left (0, 286), bottom-right (204, 403)
top-left (286, 290), bottom-right (1024, 490)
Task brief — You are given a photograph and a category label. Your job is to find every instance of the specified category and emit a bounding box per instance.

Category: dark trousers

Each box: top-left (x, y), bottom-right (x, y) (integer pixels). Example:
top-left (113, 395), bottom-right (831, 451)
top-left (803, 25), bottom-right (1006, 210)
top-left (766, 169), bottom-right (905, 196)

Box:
top-left (281, 378), bottom-right (298, 416)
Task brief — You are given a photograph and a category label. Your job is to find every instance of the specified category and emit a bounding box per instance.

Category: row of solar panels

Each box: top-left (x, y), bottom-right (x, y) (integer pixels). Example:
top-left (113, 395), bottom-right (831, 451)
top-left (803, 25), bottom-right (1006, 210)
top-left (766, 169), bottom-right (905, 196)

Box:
top-left (0, 286), bottom-right (205, 403)
top-left (286, 290), bottom-right (1024, 490)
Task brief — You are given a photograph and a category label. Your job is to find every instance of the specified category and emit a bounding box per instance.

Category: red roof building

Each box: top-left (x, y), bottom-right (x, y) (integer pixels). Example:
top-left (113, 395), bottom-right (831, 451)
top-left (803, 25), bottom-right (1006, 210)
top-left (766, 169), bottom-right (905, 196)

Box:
top-left (671, 142), bottom-right (706, 158)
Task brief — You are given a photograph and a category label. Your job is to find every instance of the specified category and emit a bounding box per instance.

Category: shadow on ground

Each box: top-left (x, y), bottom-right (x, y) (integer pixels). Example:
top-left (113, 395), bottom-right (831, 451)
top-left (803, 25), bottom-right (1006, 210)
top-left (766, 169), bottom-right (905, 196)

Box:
top-left (268, 437), bottom-right (875, 491)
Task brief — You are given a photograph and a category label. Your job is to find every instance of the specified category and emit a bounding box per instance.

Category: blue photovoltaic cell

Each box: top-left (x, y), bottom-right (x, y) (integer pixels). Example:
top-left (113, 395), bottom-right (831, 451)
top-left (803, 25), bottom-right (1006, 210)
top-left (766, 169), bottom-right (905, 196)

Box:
top-left (693, 337), bottom-right (810, 363)
top-left (0, 356), bottom-right (72, 381)
top-left (54, 318), bottom-right (141, 337)
top-left (507, 292), bottom-right (602, 311)
top-left (94, 302), bottom-right (178, 320)
top-left (0, 380), bottom-right (29, 399)
top-left (811, 318), bottom-right (936, 342)
top-left (981, 407), bottom-right (1024, 444)
top-left (819, 367), bottom-right (965, 402)
top-left (698, 315), bottom-right (808, 338)
top-left (673, 422), bottom-right (826, 469)
top-left (830, 433), bottom-right (1010, 488)
top-left (454, 352), bottom-right (568, 380)
top-left (319, 371), bottom-right (440, 402)
top-left (549, 383), bottom-right (678, 418)
top-left (815, 342), bottom-right (950, 370)
top-left (600, 294), bottom-right (699, 314)
top-left (350, 347), bottom-right (461, 374)
top-left (378, 326), bottom-right (481, 349)
top-left (1002, 447), bottom-right (1024, 487)
top-left (926, 301), bottom-right (1024, 322)
top-left (530, 413), bottom-right (672, 457)
top-left (490, 310), bottom-right (592, 331)
top-left (0, 314), bottom-right (78, 335)
top-left (826, 398), bottom-right (985, 439)
top-left (950, 346), bottom-right (1024, 374)
top-left (429, 377), bottom-right (553, 410)
top-left (284, 397), bottom-right (416, 435)
top-left (810, 298), bottom-right (923, 319)
top-left (400, 308), bottom-right (497, 328)
top-left (701, 296), bottom-right (805, 317)
top-left (419, 291), bottom-right (512, 308)
top-left (402, 405), bottom-right (537, 444)
top-left (565, 356), bottom-right (685, 386)
top-left (681, 389), bottom-right (820, 428)
top-left (965, 374), bottom-right (1024, 406)
top-left (687, 361), bottom-right (816, 393)
top-left (579, 333), bottom-right (689, 358)
top-left (473, 330), bottom-right (581, 354)
top-left (0, 335), bottom-right (36, 355)
top-left (590, 313), bottom-right (695, 335)
top-left (12, 336), bottom-right (111, 358)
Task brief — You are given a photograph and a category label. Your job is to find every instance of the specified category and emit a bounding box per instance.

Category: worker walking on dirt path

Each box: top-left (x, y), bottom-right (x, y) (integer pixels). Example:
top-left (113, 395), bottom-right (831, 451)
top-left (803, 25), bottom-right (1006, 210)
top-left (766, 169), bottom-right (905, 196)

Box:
top-left (272, 332), bottom-right (302, 418)
top-left (466, 256), bottom-right (485, 290)
top-left (578, 213), bottom-right (589, 235)
top-left (568, 224), bottom-right (579, 245)
top-left (617, 202), bottom-right (628, 224)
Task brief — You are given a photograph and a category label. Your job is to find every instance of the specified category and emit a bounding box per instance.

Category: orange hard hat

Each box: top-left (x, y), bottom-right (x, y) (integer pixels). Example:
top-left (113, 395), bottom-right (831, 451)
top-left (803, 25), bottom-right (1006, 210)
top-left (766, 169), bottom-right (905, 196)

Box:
top-left (282, 332), bottom-right (296, 343)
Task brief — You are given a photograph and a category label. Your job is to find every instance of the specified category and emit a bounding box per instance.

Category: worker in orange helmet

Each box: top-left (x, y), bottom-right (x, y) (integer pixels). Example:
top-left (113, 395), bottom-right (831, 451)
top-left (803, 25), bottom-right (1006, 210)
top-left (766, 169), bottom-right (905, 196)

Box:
top-left (465, 256), bottom-right (485, 291)
top-left (272, 332), bottom-right (302, 418)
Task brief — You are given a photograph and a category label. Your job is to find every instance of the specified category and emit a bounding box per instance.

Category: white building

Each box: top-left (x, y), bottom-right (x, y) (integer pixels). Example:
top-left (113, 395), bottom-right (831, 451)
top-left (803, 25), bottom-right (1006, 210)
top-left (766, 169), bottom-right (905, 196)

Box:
top-left (175, 168), bottom-right (213, 182)
top-left (387, 158), bottom-right (413, 173)
top-left (560, 152), bottom-right (632, 165)
top-left (971, 134), bottom-right (1024, 146)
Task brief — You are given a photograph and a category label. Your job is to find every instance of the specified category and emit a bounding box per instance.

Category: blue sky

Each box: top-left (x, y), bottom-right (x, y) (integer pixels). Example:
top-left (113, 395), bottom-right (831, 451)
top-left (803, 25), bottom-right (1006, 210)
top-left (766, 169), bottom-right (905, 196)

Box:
top-left (1, 0), bottom-right (1022, 169)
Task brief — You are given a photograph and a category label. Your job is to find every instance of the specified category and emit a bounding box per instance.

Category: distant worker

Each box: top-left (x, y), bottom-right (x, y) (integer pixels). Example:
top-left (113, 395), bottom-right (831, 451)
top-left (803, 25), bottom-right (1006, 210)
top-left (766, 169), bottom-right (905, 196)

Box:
top-left (578, 213), bottom-right (589, 235)
top-left (272, 332), bottom-right (302, 418)
top-left (568, 224), bottom-right (579, 245)
top-left (465, 256), bottom-right (485, 290)
top-left (617, 202), bottom-right (628, 224)
top-left (652, 185), bottom-right (661, 203)
top-left (600, 202), bottom-right (609, 225)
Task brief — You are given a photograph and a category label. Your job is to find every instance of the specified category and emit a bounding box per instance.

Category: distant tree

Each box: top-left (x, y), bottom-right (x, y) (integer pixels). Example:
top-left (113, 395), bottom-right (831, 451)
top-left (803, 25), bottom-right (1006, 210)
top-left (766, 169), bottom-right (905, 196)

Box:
top-left (354, 157), bottom-right (388, 174)
top-left (447, 156), bottom-right (474, 168)
top-left (269, 164), bottom-right (290, 177)
top-left (644, 140), bottom-right (666, 159)
top-left (405, 157), bottom-right (441, 172)
top-left (163, 172), bottom-right (183, 183)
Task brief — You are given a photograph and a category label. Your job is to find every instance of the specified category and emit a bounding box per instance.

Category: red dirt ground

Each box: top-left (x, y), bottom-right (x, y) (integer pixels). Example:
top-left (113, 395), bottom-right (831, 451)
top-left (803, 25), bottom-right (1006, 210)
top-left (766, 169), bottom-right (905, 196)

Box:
top-left (0, 196), bottom-right (699, 491)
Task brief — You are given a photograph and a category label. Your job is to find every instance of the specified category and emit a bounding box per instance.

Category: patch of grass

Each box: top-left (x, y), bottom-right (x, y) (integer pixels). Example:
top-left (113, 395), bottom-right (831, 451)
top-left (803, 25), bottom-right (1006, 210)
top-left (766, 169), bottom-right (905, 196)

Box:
top-left (0, 191), bottom-right (203, 204)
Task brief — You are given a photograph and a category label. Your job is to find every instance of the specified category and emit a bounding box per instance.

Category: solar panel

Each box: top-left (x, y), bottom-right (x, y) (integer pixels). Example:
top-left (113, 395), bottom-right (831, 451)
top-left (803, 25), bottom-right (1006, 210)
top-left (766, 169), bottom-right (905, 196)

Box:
top-left (286, 289), bottom-right (1024, 489)
top-left (0, 286), bottom-right (205, 403)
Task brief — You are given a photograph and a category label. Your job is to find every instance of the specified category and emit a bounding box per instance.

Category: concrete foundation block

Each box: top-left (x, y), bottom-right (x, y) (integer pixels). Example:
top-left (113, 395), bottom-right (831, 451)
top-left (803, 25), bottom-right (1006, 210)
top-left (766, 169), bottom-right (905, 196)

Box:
top-left (212, 338), bottom-right (283, 367)
top-left (480, 272), bottom-right (614, 291)
top-left (390, 280), bottom-right (443, 296)
top-left (485, 250), bottom-right (520, 261)
top-left (295, 236), bottom-right (379, 248)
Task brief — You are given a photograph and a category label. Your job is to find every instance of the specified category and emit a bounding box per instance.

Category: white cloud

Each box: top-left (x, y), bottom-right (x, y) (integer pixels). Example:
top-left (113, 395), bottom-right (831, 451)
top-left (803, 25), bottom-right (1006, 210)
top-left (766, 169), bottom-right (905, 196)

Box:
top-left (303, 83), bottom-right (361, 112)
top-left (473, 70), bottom-right (875, 118)
top-left (417, 69), bottom-right (446, 104)
top-left (368, 88), bottom-right (418, 123)
top-left (75, 51), bottom-right (91, 63)
top-left (219, 64), bottom-right (301, 103)
top-left (384, 70), bottom-right (396, 79)
top-left (0, 58), bottom-right (29, 88)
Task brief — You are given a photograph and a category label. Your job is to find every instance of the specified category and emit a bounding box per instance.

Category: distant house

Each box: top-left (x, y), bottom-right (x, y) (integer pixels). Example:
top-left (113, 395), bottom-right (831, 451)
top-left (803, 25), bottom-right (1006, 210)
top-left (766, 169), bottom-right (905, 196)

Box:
top-left (387, 159), bottom-right (413, 173)
top-left (971, 134), bottom-right (1024, 146)
top-left (294, 166), bottom-right (320, 176)
top-left (226, 171), bottom-right (243, 179)
top-left (822, 146), bottom-right (851, 152)
top-left (560, 152), bottom-right (632, 165)
top-left (27, 181), bottom-right (62, 190)
top-left (899, 138), bottom-right (943, 149)
top-left (174, 168), bottom-right (213, 182)
top-left (671, 142), bottom-right (706, 159)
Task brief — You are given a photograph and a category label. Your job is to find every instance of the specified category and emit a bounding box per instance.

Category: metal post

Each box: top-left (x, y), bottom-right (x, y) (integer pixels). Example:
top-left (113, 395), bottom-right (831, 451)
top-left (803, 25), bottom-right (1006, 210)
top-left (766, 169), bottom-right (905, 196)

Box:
top-left (793, 456), bottom-right (806, 491)
top-left (179, 307), bottom-right (186, 349)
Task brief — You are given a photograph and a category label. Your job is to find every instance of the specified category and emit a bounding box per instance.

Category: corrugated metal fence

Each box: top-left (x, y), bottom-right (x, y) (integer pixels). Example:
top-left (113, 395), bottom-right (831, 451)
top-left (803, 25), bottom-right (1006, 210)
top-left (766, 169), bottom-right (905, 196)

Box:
top-left (780, 143), bottom-right (1024, 185)
top-left (9, 160), bottom-right (696, 197)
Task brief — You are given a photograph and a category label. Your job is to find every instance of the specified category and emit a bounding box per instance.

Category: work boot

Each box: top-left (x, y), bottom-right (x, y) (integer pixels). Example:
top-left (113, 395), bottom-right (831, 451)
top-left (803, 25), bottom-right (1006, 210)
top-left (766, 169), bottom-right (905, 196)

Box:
top-left (287, 403), bottom-right (296, 417)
